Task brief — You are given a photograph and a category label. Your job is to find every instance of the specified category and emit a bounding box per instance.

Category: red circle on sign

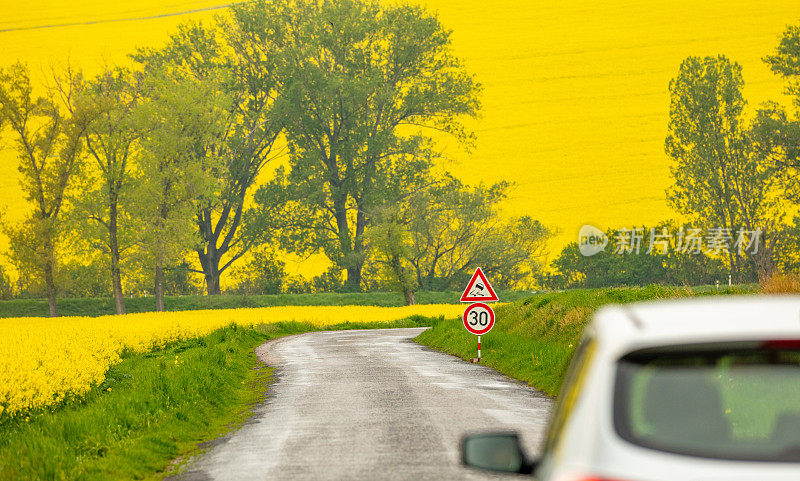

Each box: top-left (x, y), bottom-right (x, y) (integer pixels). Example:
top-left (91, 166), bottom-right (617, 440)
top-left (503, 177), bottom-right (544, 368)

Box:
top-left (463, 303), bottom-right (495, 335)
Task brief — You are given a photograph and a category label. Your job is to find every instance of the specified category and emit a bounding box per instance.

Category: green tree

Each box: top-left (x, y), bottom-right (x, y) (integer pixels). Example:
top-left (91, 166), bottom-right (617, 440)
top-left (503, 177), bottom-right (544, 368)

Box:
top-left (0, 63), bottom-right (90, 316)
top-left (368, 176), bottom-right (553, 300)
top-left (310, 267), bottom-right (347, 293)
top-left (751, 104), bottom-right (800, 203)
top-left (163, 260), bottom-right (203, 296)
top-left (666, 55), bottom-right (782, 281)
top-left (753, 23), bottom-right (800, 205)
top-left (131, 69), bottom-right (226, 311)
top-left (229, 247), bottom-right (286, 295)
top-left (764, 22), bottom-right (800, 114)
top-left (545, 223), bottom-right (731, 289)
top-left (773, 216), bottom-right (800, 274)
top-left (57, 257), bottom-right (112, 298)
top-left (133, 20), bottom-right (284, 295)
top-left (408, 178), bottom-right (551, 291)
top-left (367, 205), bottom-right (418, 304)
top-left (69, 67), bottom-right (140, 314)
top-left (249, 0), bottom-right (481, 291)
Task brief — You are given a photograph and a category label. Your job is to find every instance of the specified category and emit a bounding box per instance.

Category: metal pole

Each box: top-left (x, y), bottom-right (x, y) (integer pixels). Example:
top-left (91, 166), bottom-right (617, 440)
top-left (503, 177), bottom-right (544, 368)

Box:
top-left (478, 335), bottom-right (481, 360)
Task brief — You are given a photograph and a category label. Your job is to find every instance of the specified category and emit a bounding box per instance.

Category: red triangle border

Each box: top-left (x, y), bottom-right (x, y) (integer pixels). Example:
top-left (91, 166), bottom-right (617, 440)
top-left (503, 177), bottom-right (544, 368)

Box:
top-left (460, 267), bottom-right (499, 302)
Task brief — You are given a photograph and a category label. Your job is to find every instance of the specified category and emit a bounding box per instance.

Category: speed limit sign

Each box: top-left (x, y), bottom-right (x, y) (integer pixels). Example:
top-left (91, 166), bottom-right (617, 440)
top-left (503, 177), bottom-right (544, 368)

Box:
top-left (462, 302), bottom-right (495, 335)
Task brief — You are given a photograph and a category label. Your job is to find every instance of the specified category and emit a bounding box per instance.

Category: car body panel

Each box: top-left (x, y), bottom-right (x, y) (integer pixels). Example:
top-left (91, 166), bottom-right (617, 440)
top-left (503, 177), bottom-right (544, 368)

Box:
top-left (536, 296), bottom-right (800, 481)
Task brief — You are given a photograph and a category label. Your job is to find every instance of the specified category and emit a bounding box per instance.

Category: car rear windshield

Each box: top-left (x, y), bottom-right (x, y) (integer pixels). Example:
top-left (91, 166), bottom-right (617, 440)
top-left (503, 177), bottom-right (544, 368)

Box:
top-left (614, 341), bottom-right (800, 462)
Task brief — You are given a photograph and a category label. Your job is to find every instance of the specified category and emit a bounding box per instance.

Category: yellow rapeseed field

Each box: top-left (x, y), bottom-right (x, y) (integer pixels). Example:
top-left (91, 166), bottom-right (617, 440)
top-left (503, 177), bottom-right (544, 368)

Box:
top-left (1, 1), bottom-right (798, 259)
top-left (0, 304), bottom-right (463, 418)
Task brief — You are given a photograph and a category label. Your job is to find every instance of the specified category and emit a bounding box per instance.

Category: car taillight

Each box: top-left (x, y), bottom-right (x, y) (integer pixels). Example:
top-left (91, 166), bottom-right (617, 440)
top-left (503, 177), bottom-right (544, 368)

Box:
top-left (762, 339), bottom-right (800, 350)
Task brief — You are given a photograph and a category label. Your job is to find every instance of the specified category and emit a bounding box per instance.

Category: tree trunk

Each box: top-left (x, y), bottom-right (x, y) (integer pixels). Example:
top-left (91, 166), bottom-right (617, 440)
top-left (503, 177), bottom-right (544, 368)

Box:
top-left (720, 210), bottom-right (739, 283)
top-left (154, 264), bottom-right (165, 312)
top-left (345, 265), bottom-right (363, 292)
top-left (109, 203), bottom-right (126, 315)
top-left (389, 253), bottom-right (415, 305)
top-left (403, 287), bottom-right (416, 306)
top-left (332, 191), bottom-right (363, 292)
top-left (44, 257), bottom-right (58, 318)
top-left (205, 268), bottom-right (221, 295)
top-left (198, 248), bottom-right (222, 295)
top-left (111, 253), bottom-right (125, 315)
top-left (753, 230), bottom-right (775, 282)
top-left (727, 250), bottom-right (736, 284)
top-left (111, 256), bottom-right (125, 315)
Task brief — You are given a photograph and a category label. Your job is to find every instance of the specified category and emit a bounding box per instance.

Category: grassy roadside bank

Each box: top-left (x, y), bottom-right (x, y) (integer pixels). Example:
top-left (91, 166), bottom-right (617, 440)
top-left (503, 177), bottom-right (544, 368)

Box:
top-left (415, 285), bottom-right (756, 396)
top-left (0, 291), bottom-right (532, 318)
top-left (0, 317), bottom-right (436, 480)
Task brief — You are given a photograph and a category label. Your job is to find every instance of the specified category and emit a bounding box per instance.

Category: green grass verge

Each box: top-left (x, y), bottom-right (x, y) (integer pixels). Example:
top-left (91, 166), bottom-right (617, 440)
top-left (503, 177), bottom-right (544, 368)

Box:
top-left (0, 316), bottom-right (437, 480)
top-left (415, 285), bottom-right (756, 396)
top-left (0, 290), bottom-right (533, 318)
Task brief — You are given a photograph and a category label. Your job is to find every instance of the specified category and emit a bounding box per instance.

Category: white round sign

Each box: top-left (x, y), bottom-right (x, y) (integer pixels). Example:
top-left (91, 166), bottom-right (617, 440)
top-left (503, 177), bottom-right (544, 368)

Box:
top-left (462, 303), bottom-right (495, 335)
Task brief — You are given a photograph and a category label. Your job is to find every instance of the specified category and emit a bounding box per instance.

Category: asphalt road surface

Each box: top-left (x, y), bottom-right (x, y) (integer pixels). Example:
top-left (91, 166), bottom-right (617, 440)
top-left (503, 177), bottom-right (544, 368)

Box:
top-left (173, 328), bottom-right (554, 480)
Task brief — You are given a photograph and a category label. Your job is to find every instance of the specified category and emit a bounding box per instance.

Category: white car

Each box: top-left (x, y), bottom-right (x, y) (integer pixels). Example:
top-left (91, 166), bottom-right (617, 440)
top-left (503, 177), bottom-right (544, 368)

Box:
top-left (462, 296), bottom-right (800, 480)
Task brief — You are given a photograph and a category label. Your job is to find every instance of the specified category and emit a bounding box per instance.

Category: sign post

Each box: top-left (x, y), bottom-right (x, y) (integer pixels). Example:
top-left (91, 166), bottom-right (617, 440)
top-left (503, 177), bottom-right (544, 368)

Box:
top-left (460, 268), bottom-right (499, 362)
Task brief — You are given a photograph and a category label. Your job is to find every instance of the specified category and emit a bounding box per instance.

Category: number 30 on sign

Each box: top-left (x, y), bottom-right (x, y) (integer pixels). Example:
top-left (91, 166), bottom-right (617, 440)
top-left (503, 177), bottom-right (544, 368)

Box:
top-left (462, 302), bottom-right (495, 335)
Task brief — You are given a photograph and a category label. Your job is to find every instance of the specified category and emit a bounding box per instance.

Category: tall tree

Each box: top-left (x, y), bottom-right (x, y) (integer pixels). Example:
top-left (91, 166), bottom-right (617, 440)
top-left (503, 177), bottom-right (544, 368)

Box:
top-left (764, 22), bottom-right (800, 115)
top-left (751, 104), bottom-right (800, 203)
top-left (666, 55), bottom-right (781, 280)
top-left (368, 175), bottom-right (553, 298)
top-left (753, 23), bottom-right (800, 204)
top-left (0, 63), bottom-right (89, 316)
top-left (366, 204), bottom-right (419, 305)
top-left (131, 69), bottom-right (226, 311)
top-left (69, 68), bottom-right (140, 314)
top-left (249, 0), bottom-right (481, 290)
top-left (133, 20), bottom-right (283, 295)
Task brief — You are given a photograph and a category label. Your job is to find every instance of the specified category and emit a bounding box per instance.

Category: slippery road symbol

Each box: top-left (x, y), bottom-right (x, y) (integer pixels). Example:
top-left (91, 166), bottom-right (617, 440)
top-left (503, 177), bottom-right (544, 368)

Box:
top-left (460, 268), bottom-right (499, 303)
top-left (469, 283), bottom-right (486, 297)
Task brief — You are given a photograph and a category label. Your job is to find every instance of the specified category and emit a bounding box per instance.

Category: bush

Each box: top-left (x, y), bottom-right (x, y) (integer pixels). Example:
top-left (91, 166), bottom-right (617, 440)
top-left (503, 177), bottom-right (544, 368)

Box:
top-left (311, 267), bottom-right (346, 293)
top-left (228, 249), bottom-right (286, 295)
top-left (163, 261), bottom-right (203, 295)
top-left (760, 272), bottom-right (800, 293)
top-left (58, 259), bottom-right (112, 298)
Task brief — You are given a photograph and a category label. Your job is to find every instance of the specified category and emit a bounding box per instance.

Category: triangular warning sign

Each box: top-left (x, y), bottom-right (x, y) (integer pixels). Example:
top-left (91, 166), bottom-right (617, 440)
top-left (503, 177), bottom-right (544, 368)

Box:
top-left (460, 267), bottom-right (499, 303)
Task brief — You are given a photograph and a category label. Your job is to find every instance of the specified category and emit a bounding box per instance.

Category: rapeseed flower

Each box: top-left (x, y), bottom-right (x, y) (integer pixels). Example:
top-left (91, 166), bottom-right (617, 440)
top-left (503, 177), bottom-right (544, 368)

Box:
top-left (0, 304), bottom-right (461, 418)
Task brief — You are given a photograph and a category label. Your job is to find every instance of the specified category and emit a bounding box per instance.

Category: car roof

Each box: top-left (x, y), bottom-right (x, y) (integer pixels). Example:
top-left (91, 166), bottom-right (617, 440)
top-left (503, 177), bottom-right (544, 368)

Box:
top-left (591, 295), bottom-right (800, 349)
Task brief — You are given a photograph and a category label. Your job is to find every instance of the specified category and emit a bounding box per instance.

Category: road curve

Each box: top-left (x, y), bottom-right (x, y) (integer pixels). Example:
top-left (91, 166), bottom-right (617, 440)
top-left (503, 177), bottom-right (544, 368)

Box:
top-left (173, 328), bottom-right (554, 480)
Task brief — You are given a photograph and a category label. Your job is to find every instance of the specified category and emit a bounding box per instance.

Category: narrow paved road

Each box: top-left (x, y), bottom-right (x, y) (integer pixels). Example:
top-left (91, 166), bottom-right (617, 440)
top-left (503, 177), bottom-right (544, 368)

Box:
top-left (174, 328), bottom-right (553, 480)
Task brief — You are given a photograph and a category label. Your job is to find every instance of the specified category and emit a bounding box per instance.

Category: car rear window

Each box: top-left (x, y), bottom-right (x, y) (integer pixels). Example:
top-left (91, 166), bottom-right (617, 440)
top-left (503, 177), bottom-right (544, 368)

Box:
top-left (614, 341), bottom-right (800, 462)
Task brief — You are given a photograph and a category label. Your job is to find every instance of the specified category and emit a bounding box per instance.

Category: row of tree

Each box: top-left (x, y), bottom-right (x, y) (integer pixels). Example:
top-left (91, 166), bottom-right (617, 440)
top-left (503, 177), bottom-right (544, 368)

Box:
top-left (542, 222), bottom-right (729, 289)
top-left (0, 0), bottom-right (553, 313)
top-left (544, 22), bottom-right (800, 289)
